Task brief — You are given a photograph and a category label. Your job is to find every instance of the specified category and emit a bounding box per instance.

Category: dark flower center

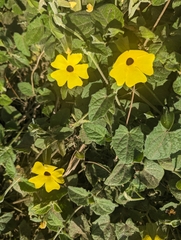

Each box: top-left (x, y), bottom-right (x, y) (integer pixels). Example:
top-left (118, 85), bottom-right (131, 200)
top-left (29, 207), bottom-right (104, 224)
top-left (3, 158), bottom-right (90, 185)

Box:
top-left (66, 65), bottom-right (74, 72)
top-left (44, 171), bottom-right (51, 176)
top-left (126, 58), bottom-right (134, 66)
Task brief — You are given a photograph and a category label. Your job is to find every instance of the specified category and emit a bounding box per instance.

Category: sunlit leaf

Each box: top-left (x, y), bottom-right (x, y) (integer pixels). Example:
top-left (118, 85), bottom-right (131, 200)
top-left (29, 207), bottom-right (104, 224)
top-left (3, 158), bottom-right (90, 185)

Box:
top-left (88, 88), bottom-right (115, 121)
top-left (111, 125), bottom-right (144, 164)
top-left (144, 122), bottom-right (181, 160)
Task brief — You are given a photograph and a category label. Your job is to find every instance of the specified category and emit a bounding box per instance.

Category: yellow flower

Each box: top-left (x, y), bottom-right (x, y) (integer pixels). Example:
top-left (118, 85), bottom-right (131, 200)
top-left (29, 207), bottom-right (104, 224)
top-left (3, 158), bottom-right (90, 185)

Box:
top-left (86, 3), bottom-right (94, 12)
top-left (143, 235), bottom-right (163, 240)
top-left (29, 161), bottom-right (64, 193)
top-left (39, 220), bottom-right (47, 229)
top-left (50, 53), bottom-right (89, 89)
top-left (109, 50), bottom-right (155, 87)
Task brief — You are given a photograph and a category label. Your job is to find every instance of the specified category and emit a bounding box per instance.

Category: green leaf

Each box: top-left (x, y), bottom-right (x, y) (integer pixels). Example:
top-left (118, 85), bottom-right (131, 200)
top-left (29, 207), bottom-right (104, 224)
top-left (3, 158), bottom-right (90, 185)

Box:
top-left (111, 125), bottom-right (144, 164)
top-left (14, 32), bottom-right (30, 57)
top-left (25, 17), bottom-right (44, 45)
top-left (91, 4), bottom-right (124, 29)
top-left (68, 215), bottom-right (90, 239)
top-left (0, 51), bottom-right (9, 63)
top-left (115, 219), bottom-right (139, 239)
top-left (18, 82), bottom-right (34, 97)
top-left (173, 76), bottom-right (181, 95)
top-left (169, 176), bottom-right (181, 202)
top-left (0, 94), bottom-right (12, 106)
top-left (19, 180), bottom-right (36, 192)
top-left (151, 0), bottom-right (167, 6)
top-left (165, 52), bottom-right (181, 72)
top-left (90, 197), bottom-right (117, 215)
top-left (0, 212), bottom-right (13, 231)
top-left (88, 88), bottom-right (115, 121)
top-left (176, 180), bottom-right (181, 190)
top-left (139, 26), bottom-right (155, 39)
top-left (68, 186), bottom-right (90, 206)
top-left (83, 122), bottom-right (109, 145)
top-left (128, 0), bottom-right (150, 18)
top-left (46, 211), bottom-right (64, 231)
top-left (138, 160), bottom-right (164, 188)
top-left (0, 147), bottom-right (16, 178)
top-left (105, 162), bottom-right (132, 186)
top-left (115, 35), bottom-right (130, 52)
top-left (68, 12), bottom-right (94, 38)
top-left (92, 215), bottom-right (115, 240)
top-left (11, 53), bottom-right (30, 66)
top-left (31, 203), bottom-right (51, 215)
top-left (161, 110), bottom-right (175, 130)
top-left (148, 61), bottom-right (170, 87)
top-left (49, 17), bottom-right (64, 40)
top-left (144, 122), bottom-right (181, 160)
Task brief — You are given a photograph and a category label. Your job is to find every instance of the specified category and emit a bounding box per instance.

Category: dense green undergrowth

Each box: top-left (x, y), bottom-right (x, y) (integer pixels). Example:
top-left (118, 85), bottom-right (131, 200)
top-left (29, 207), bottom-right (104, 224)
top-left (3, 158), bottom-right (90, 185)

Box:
top-left (1, 0), bottom-right (181, 239)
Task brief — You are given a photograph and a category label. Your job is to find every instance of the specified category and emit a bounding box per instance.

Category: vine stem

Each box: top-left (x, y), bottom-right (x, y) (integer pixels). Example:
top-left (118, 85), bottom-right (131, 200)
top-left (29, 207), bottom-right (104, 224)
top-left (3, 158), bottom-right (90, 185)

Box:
top-left (83, 50), bottom-right (109, 85)
top-left (126, 85), bottom-right (135, 125)
top-left (53, 205), bottom-right (83, 240)
top-left (0, 177), bottom-right (21, 203)
top-left (144, 0), bottom-right (171, 47)
top-left (134, 88), bottom-right (161, 114)
top-left (144, 83), bottom-right (165, 107)
top-left (30, 50), bottom-right (45, 96)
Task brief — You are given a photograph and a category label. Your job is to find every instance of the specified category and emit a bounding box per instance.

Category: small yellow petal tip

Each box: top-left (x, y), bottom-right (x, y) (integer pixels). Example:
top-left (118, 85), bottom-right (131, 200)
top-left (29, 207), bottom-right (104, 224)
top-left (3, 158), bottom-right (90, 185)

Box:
top-left (65, 47), bottom-right (72, 55)
top-left (69, 1), bottom-right (77, 9)
top-left (86, 3), bottom-right (94, 12)
top-left (39, 221), bottom-right (47, 229)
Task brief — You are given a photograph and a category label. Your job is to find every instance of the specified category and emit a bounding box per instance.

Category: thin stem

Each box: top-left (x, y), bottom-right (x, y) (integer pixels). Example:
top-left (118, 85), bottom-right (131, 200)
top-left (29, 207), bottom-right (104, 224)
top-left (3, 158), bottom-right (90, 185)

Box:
top-left (134, 88), bottom-right (161, 114)
top-left (144, 0), bottom-right (171, 47)
top-left (86, 161), bottom-right (111, 173)
top-left (53, 205), bottom-right (83, 240)
top-left (9, 125), bottom-right (26, 146)
top-left (4, 201), bottom-right (23, 213)
top-left (30, 50), bottom-right (45, 96)
top-left (0, 177), bottom-right (21, 203)
top-left (4, 74), bottom-right (22, 102)
top-left (144, 83), bottom-right (165, 107)
top-left (84, 51), bottom-right (109, 85)
top-left (126, 85), bottom-right (135, 125)
top-left (115, 94), bottom-right (121, 107)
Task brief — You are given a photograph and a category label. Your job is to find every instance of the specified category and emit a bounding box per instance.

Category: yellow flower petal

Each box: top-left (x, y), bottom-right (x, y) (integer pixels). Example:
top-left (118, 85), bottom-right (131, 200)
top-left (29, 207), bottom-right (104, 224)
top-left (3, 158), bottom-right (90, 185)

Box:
top-left (29, 175), bottom-right (46, 189)
top-left (31, 161), bottom-right (45, 174)
top-left (53, 168), bottom-right (65, 177)
top-left (44, 177), bottom-right (60, 192)
top-left (142, 235), bottom-right (152, 240)
top-left (50, 70), bottom-right (67, 87)
top-left (51, 54), bottom-right (68, 70)
top-left (126, 65), bottom-right (147, 87)
top-left (52, 176), bottom-right (65, 184)
top-left (86, 3), bottom-right (93, 12)
top-left (154, 235), bottom-right (163, 240)
top-left (39, 221), bottom-right (47, 229)
top-left (69, 1), bottom-right (77, 9)
top-left (67, 73), bottom-right (83, 89)
top-left (43, 164), bottom-right (57, 173)
top-left (135, 53), bottom-right (155, 75)
top-left (112, 51), bottom-right (130, 68)
top-left (52, 169), bottom-right (65, 184)
top-left (74, 64), bottom-right (89, 79)
top-left (67, 53), bottom-right (82, 66)
top-left (109, 64), bottom-right (126, 86)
